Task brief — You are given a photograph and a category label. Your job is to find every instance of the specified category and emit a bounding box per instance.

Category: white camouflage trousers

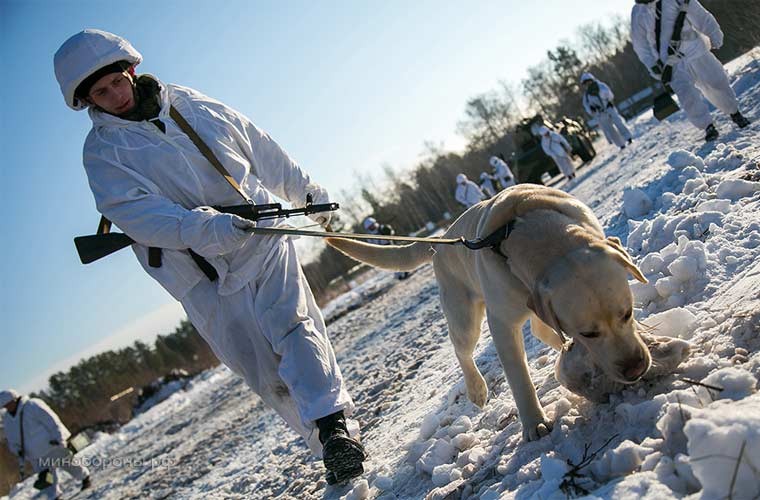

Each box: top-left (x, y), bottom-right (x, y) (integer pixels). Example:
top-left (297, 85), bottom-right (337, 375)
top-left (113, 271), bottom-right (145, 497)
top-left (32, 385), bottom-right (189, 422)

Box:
top-left (670, 51), bottom-right (739, 129)
top-left (597, 107), bottom-right (632, 148)
top-left (181, 237), bottom-right (354, 455)
top-left (36, 446), bottom-right (89, 499)
top-left (551, 154), bottom-right (576, 179)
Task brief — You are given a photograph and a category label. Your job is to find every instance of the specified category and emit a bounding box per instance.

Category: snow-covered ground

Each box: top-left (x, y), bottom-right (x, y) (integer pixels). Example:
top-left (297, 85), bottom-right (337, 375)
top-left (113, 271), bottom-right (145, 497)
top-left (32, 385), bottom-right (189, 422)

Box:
top-left (6, 51), bottom-right (759, 500)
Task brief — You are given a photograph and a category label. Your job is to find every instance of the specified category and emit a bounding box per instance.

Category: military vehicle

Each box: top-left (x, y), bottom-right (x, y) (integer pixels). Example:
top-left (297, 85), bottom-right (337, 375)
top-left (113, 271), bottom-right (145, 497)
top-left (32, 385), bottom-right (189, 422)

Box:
top-left (510, 114), bottom-right (596, 184)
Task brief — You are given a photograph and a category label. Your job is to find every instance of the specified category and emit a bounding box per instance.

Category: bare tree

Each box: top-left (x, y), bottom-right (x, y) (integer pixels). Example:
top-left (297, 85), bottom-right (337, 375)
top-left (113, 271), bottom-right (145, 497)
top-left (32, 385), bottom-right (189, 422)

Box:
top-left (457, 90), bottom-right (517, 149)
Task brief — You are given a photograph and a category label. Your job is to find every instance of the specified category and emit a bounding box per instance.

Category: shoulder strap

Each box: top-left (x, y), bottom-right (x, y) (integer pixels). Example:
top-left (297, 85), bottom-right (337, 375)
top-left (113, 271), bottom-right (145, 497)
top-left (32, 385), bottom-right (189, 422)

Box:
top-left (169, 106), bottom-right (252, 205)
top-left (659, 0), bottom-right (691, 86)
top-left (670, 0), bottom-right (691, 49)
top-left (18, 401), bottom-right (26, 460)
top-left (655, 0), bottom-right (663, 63)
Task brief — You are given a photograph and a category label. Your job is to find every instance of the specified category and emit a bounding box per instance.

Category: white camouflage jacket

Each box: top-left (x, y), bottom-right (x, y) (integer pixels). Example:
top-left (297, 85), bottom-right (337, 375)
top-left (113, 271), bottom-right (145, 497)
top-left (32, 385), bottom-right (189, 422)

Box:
top-left (582, 79), bottom-right (615, 116)
top-left (631, 0), bottom-right (723, 73)
top-left (84, 78), bottom-right (327, 298)
top-left (2, 397), bottom-right (71, 463)
top-left (541, 131), bottom-right (572, 160)
top-left (455, 180), bottom-right (485, 208)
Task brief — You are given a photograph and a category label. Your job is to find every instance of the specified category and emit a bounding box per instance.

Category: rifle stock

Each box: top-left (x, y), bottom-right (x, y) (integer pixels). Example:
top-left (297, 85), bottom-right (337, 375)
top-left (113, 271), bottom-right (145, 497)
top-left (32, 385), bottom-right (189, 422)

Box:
top-left (74, 233), bottom-right (134, 264)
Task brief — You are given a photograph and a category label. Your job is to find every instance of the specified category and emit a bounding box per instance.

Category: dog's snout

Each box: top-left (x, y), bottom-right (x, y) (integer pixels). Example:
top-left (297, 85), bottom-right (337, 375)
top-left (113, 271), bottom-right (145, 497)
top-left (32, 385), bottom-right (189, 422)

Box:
top-left (618, 357), bottom-right (648, 382)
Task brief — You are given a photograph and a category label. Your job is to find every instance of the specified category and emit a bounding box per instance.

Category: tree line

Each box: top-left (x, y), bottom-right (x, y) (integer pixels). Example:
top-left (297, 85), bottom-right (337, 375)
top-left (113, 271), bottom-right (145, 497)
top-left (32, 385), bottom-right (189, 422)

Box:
top-left (31, 320), bottom-right (218, 434)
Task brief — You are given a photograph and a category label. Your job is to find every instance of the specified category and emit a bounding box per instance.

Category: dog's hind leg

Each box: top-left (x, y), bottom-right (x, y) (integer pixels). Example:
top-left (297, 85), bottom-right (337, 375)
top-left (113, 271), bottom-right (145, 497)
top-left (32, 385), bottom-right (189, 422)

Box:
top-left (438, 282), bottom-right (488, 408)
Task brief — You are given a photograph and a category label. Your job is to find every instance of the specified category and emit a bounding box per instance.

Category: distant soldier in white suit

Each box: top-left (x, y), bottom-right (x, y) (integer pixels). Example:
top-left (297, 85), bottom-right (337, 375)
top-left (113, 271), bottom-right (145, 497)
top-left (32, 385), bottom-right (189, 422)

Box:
top-left (580, 72), bottom-right (633, 150)
top-left (631, 0), bottom-right (751, 141)
top-left (479, 172), bottom-right (497, 197)
top-left (489, 156), bottom-right (516, 189)
top-left (1, 389), bottom-right (91, 499)
top-left (455, 173), bottom-right (486, 208)
top-left (539, 126), bottom-right (576, 182)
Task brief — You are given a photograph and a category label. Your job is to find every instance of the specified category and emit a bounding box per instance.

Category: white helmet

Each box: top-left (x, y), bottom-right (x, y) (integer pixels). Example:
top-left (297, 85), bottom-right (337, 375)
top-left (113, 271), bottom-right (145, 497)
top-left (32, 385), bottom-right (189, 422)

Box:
top-left (0, 389), bottom-right (20, 407)
top-left (456, 173), bottom-right (467, 184)
top-left (54, 29), bottom-right (142, 110)
top-left (580, 72), bottom-right (595, 84)
top-left (363, 217), bottom-right (378, 230)
top-left (489, 156), bottom-right (501, 168)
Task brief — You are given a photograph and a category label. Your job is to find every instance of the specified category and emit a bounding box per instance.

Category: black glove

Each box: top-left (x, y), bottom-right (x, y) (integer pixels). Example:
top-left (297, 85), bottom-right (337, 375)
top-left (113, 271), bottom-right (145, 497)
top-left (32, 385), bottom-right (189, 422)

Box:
top-left (606, 102), bottom-right (614, 109)
top-left (590, 105), bottom-right (601, 113)
top-left (49, 440), bottom-right (60, 446)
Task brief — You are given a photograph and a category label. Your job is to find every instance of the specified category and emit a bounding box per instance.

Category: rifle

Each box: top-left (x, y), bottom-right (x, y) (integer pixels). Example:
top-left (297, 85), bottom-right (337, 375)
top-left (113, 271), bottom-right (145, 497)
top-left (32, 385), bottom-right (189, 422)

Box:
top-left (74, 194), bottom-right (339, 265)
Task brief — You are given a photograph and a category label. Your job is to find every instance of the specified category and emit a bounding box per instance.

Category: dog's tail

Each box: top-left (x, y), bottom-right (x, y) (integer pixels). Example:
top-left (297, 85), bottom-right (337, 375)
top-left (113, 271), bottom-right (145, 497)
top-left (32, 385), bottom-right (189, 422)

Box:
top-left (326, 238), bottom-right (433, 272)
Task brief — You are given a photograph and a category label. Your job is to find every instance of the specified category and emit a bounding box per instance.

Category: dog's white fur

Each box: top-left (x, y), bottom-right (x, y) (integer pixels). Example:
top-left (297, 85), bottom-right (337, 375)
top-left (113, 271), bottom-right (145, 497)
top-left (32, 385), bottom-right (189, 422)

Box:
top-left (327, 185), bottom-right (650, 441)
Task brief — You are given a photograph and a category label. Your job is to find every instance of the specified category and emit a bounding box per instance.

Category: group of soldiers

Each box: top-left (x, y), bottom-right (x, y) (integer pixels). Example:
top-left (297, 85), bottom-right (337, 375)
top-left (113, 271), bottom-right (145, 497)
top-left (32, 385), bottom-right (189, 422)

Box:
top-left (448, 0), bottom-right (752, 204)
top-left (453, 156), bottom-right (516, 208)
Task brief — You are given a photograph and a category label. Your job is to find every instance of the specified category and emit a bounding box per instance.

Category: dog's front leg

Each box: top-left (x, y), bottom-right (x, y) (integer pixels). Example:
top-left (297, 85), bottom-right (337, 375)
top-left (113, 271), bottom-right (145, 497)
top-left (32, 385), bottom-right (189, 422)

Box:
top-left (486, 312), bottom-right (552, 441)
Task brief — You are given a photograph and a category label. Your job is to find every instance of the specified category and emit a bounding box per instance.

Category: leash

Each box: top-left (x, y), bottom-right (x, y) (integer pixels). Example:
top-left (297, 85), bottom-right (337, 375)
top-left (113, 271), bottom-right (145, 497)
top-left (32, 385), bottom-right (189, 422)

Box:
top-left (250, 222), bottom-right (514, 254)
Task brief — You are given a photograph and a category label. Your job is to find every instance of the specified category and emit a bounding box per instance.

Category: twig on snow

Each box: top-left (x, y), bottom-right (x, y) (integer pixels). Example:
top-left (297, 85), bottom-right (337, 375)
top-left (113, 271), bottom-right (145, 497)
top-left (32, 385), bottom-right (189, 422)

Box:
top-left (728, 440), bottom-right (746, 500)
top-left (559, 433), bottom-right (620, 497)
top-left (680, 378), bottom-right (724, 393)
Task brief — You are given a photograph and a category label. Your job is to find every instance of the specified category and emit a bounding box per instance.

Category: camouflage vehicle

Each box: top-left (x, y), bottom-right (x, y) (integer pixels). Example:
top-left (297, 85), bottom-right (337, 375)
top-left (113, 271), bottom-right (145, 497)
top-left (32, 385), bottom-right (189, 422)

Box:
top-left (510, 114), bottom-right (596, 184)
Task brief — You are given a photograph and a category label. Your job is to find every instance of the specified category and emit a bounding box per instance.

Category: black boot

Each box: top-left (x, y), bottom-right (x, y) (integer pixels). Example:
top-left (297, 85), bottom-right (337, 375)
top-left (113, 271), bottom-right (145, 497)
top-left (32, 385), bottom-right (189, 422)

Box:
top-left (316, 411), bottom-right (367, 485)
top-left (731, 112), bottom-right (751, 128)
top-left (81, 475), bottom-right (92, 491)
top-left (705, 124), bottom-right (719, 142)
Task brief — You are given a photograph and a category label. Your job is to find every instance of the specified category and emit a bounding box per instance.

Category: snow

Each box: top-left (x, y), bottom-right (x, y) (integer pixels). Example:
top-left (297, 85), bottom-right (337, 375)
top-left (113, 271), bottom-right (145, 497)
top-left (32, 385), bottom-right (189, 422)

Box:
top-left (5, 50), bottom-right (760, 500)
top-left (684, 394), bottom-right (760, 500)
top-left (645, 307), bottom-right (698, 340)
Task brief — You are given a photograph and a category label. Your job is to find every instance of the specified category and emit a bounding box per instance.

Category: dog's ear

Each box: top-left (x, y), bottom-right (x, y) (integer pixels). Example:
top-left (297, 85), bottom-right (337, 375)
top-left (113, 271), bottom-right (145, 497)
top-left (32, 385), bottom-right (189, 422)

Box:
top-left (527, 280), bottom-right (564, 335)
top-left (606, 236), bottom-right (624, 250)
top-left (603, 238), bottom-right (648, 284)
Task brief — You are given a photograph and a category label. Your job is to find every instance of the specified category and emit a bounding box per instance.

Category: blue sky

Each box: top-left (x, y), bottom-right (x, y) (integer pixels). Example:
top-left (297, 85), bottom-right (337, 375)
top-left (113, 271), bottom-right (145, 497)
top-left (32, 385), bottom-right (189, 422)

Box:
top-left (0, 0), bottom-right (632, 393)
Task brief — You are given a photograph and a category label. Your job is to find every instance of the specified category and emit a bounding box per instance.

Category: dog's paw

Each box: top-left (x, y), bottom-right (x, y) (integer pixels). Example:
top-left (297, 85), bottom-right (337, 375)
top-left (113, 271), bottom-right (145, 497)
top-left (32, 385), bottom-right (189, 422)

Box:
top-left (466, 376), bottom-right (489, 408)
top-left (521, 416), bottom-right (553, 441)
top-left (641, 334), bottom-right (691, 378)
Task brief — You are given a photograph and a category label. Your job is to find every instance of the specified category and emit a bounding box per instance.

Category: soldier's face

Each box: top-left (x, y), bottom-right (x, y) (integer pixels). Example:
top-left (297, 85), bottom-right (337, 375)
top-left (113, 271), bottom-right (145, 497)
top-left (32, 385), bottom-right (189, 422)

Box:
top-left (86, 71), bottom-right (136, 116)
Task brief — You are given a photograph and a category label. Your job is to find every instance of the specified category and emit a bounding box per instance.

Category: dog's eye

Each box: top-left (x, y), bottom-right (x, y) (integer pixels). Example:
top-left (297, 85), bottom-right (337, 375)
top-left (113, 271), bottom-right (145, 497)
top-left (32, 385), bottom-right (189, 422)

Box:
top-left (579, 331), bottom-right (600, 338)
top-left (622, 309), bottom-right (633, 322)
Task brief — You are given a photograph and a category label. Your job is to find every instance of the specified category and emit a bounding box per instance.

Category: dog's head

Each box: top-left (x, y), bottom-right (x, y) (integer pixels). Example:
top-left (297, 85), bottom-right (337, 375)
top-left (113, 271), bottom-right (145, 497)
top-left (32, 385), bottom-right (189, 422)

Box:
top-left (527, 237), bottom-right (651, 384)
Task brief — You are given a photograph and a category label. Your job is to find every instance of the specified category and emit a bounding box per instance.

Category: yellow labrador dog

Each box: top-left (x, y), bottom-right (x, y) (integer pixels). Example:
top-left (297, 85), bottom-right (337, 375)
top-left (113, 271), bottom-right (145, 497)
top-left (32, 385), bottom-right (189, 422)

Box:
top-left (327, 184), bottom-right (650, 441)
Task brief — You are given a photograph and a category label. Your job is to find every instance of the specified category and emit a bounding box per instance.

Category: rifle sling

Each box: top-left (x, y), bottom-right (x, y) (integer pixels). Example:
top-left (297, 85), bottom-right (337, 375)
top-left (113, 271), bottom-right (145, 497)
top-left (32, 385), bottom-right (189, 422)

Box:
top-left (96, 215), bottom-right (162, 268)
top-left (169, 105), bottom-right (252, 204)
top-left (188, 249), bottom-right (219, 281)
